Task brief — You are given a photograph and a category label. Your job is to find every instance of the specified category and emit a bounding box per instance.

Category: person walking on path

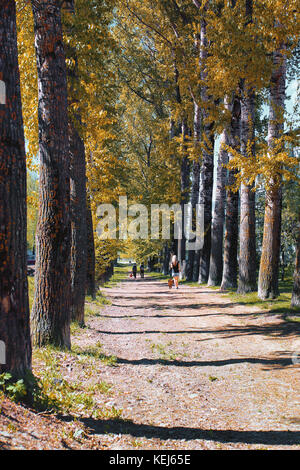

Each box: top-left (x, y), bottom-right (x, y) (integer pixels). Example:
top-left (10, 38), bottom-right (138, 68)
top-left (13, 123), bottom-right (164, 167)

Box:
top-left (132, 263), bottom-right (137, 279)
top-left (170, 254), bottom-right (180, 289)
top-left (140, 263), bottom-right (145, 279)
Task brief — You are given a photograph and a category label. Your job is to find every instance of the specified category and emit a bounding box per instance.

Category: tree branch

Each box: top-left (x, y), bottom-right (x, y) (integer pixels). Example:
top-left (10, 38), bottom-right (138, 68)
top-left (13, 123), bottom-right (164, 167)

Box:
top-left (125, 1), bottom-right (172, 46)
top-left (193, 0), bottom-right (202, 9)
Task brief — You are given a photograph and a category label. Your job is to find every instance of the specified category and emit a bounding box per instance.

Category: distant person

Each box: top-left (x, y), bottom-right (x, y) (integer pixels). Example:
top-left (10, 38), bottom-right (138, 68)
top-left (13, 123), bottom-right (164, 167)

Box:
top-left (132, 263), bottom-right (137, 279)
top-left (170, 254), bottom-right (180, 289)
top-left (140, 263), bottom-right (144, 278)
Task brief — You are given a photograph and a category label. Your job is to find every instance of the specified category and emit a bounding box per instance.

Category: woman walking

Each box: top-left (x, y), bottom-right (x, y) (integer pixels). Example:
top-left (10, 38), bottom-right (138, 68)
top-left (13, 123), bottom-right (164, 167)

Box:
top-left (170, 254), bottom-right (180, 289)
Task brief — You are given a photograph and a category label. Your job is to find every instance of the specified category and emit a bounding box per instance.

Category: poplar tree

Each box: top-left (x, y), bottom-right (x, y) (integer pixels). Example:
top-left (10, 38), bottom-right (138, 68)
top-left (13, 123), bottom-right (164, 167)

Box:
top-left (30, 0), bottom-right (71, 348)
top-left (0, 0), bottom-right (31, 376)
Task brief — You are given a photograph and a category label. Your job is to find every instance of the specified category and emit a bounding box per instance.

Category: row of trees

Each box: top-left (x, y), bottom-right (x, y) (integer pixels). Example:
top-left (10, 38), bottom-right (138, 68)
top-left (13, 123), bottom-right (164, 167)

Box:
top-left (0, 0), bottom-right (117, 377)
top-left (111, 0), bottom-right (299, 301)
top-left (0, 0), bottom-right (299, 379)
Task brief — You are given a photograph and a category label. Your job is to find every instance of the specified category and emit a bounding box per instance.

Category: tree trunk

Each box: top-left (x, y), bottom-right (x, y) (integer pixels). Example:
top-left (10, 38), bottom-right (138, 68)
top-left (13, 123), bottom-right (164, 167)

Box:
top-left (186, 101), bottom-right (201, 281)
top-left (64, 2), bottom-right (87, 325)
top-left (162, 242), bottom-right (171, 276)
top-left (208, 130), bottom-right (227, 286)
top-left (0, 0), bottom-right (32, 376)
top-left (221, 95), bottom-right (241, 290)
top-left (69, 125), bottom-right (87, 325)
top-left (198, 18), bottom-right (214, 284)
top-left (291, 211), bottom-right (300, 307)
top-left (31, 0), bottom-right (71, 348)
top-left (237, 83), bottom-right (256, 293)
top-left (258, 48), bottom-right (286, 300)
top-left (86, 196), bottom-right (96, 299)
top-left (178, 120), bottom-right (190, 275)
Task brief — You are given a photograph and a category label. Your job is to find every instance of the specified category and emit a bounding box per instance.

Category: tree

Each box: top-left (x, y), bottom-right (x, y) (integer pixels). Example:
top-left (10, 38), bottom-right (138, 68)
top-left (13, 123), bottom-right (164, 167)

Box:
top-left (0, 0), bottom-right (31, 376)
top-left (186, 101), bottom-right (201, 281)
top-left (237, 84), bottom-right (257, 293)
top-left (208, 130), bottom-right (227, 286)
top-left (194, 4), bottom-right (214, 285)
top-left (63, 1), bottom-right (87, 326)
top-left (30, 0), bottom-right (71, 348)
top-left (86, 195), bottom-right (96, 298)
top-left (221, 95), bottom-right (240, 290)
top-left (258, 47), bottom-right (287, 300)
top-left (237, 0), bottom-right (257, 293)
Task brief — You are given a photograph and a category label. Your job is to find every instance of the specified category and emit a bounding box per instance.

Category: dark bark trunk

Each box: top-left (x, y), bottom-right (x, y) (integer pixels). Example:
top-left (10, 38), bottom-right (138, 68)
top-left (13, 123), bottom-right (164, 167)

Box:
top-left (86, 196), bottom-right (96, 299)
top-left (31, 0), bottom-right (71, 348)
top-left (178, 120), bottom-right (190, 275)
top-left (198, 127), bottom-right (214, 284)
top-left (258, 185), bottom-right (282, 299)
top-left (69, 125), bottom-right (87, 325)
top-left (208, 131), bottom-right (227, 286)
top-left (291, 211), bottom-right (300, 307)
top-left (0, 0), bottom-right (32, 376)
top-left (221, 186), bottom-right (239, 290)
top-left (64, 5), bottom-right (87, 325)
top-left (237, 84), bottom-right (257, 293)
top-left (186, 101), bottom-right (201, 281)
top-left (221, 95), bottom-right (241, 290)
top-left (258, 48), bottom-right (286, 300)
top-left (147, 257), bottom-right (155, 272)
top-left (162, 242), bottom-right (171, 275)
top-left (198, 18), bottom-right (214, 284)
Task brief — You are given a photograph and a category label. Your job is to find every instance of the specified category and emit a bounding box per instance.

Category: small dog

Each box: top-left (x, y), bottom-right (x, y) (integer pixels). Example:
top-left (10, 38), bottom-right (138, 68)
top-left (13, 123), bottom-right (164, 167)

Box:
top-left (168, 278), bottom-right (174, 289)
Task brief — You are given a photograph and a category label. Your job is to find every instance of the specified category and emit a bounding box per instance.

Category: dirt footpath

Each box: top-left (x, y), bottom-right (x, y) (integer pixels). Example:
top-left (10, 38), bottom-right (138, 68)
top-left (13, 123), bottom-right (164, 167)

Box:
top-left (2, 274), bottom-right (298, 450)
top-left (74, 274), bottom-right (300, 450)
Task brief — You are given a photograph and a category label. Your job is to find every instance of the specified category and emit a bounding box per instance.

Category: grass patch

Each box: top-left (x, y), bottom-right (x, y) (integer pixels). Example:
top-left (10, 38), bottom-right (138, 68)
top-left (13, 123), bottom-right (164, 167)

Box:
top-left (31, 345), bottom-right (122, 420)
top-left (183, 274), bottom-right (300, 318)
top-left (86, 291), bottom-right (112, 307)
top-left (102, 264), bottom-right (129, 288)
top-left (286, 315), bottom-right (300, 323)
top-left (72, 342), bottom-right (118, 367)
top-left (209, 375), bottom-right (218, 382)
top-left (149, 342), bottom-right (178, 362)
top-left (28, 276), bottom-right (35, 311)
top-left (70, 321), bottom-right (85, 335)
top-left (226, 279), bottom-right (300, 317)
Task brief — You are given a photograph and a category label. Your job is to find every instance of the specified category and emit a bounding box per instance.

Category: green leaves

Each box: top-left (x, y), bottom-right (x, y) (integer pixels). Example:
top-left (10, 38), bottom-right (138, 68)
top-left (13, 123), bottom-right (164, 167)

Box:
top-left (0, 373), bottom-right (27, 402)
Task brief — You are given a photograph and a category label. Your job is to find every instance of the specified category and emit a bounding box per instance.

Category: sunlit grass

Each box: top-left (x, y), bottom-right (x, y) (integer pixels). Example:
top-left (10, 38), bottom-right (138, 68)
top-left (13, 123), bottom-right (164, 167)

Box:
top-left (182, 273), bottom-right (300, 319)
top-left (226, 277), bottom-right (300, 317)
top-left (102, 264), bottom-right (130, 287)
top-left (28, 276), bottom-right (35, 310)
top-left (32, 344), bottom-right (121, 419)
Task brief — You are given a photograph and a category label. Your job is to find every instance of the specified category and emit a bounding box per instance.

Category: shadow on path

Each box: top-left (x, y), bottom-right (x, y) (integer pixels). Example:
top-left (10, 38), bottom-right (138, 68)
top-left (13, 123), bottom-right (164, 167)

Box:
top-left (115, 355), bottom-right (293, 369)
top-left (95, 321), bottom-right (300, 339)
top-left (62, 416), bottom-right (300, 446)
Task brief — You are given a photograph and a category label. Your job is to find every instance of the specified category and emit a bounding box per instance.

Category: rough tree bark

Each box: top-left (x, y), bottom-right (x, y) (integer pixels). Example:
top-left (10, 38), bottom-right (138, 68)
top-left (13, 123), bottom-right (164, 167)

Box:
top-left (31, 0), bottom-right (71, 348)
top-left (178, 119), bottom-right (191, 275)
top-left (236, 0), bottom-right (256, 293)
top-left (0, 0), bottom-right (32, 376)
top-left (86, 195), bottom-right (96, 299)
top-left (63, 1), bottom-right (87, 325)
top-left (162, 242), bottom-right (171, 275)
top-left (237, 84), bottom-right (257, 293)
top-left (208, 131), bottom-right (227, 286)
top-left (198, 17), bottom-right (214, 284)
top-left (186, 101), bottom-right (201, 282)
top-left (258, 47), bottom-right (286, 300)
top-left (69, 125), bottom-right (87, 325)
top-left (221, 95), bottom-right (241, 290)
